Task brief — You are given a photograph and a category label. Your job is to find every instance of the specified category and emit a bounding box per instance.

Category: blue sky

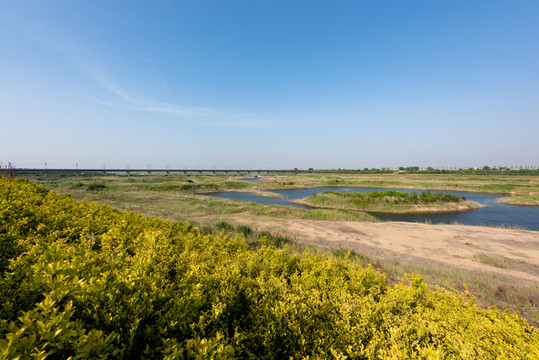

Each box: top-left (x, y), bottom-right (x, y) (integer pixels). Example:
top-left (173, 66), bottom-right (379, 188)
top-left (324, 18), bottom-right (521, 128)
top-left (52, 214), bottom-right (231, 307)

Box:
top-left (1, 1), bottom-right (538, 169)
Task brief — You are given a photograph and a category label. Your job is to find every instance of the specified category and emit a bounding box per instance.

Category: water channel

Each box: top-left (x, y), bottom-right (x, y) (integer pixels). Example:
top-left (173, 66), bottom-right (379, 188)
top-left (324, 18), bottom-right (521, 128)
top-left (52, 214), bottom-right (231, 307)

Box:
top-left (204, 186), bottom-right (539, 231)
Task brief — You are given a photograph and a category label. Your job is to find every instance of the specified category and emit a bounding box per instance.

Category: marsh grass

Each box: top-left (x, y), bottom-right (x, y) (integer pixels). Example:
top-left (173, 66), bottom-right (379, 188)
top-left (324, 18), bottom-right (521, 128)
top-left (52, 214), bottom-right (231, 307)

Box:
top-left (215, 220), bottom-right (235, 233)
top-left (208, 220), bottom-right (293, 248)
top-left (471, 253), bottom-right (539, 278)
top-left (498, 193), bottom-right (539, 206)
top-left (478, 222), bottom-right (530, 230)
top-left (258, 231), bottom-right (291, 248)
top-left (472, 252), bottom-right (508, 269)
top-left (299, 190), bottom-right (481, 213)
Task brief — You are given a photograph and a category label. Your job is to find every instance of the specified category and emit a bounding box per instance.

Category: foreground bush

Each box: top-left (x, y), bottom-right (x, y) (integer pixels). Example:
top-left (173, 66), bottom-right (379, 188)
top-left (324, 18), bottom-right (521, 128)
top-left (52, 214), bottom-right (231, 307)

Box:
top-left (0, 178), bottom-right (537, 359)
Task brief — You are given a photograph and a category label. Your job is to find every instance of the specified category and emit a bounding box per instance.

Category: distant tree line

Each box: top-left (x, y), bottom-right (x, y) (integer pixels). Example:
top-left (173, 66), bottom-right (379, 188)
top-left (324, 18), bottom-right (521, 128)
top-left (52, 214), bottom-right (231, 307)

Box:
top-left (303, 166), bottom-right (539, 175)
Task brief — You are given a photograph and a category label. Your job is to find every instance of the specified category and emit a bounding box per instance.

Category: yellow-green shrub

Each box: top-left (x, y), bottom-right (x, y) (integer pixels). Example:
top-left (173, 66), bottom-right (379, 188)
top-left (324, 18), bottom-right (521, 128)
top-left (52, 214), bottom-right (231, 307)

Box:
top-left (1, 177), bottom-right (537, 359)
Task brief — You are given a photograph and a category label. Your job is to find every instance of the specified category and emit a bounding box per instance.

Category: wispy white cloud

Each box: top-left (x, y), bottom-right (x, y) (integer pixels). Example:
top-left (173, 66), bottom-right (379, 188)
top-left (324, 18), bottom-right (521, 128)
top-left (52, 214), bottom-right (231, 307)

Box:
top-left (200, 118), bottom-right (284, 128)
top-left (12, 16), bottom-right (282, 128)
top-left (131, 100), bottom-right (225, 119)
top-left (85, 69), bottom-right (284, 127)
top-left (83, 64), bottom-right (284, 128)
top-left (78, 61), bottom-right (283, 126)
top-left (87, 93), bottom-right (282, 128)
top-left (81, 66), bottom-right (139, 104)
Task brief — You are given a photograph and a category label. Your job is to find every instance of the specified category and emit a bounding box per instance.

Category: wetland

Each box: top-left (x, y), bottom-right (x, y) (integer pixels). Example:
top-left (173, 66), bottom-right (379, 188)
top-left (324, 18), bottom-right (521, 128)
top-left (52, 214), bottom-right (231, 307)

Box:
top-left (27, 171), bottom-right (539, 325)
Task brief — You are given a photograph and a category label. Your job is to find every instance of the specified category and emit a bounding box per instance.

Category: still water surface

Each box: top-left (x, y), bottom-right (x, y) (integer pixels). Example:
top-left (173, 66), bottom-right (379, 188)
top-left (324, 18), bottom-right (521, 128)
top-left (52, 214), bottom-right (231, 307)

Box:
top-left (205, 187), bottom-right (539, 231)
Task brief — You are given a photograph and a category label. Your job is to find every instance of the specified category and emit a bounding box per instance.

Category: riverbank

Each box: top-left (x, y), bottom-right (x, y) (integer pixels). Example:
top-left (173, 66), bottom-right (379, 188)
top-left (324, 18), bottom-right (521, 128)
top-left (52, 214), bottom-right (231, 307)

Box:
top-left (291, 190), bottom-right (487, 214)
top-left (194, 212), bottom-right (539, 326)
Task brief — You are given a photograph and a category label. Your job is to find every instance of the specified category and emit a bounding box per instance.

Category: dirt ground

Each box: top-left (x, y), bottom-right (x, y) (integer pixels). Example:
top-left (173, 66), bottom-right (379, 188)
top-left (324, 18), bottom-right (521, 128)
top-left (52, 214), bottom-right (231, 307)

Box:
top-left (197, 213), bottom-right (539, 283)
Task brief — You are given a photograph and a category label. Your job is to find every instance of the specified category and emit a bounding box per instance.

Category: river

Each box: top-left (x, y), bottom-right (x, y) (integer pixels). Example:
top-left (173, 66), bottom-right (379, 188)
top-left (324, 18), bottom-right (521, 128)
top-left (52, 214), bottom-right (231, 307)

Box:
top-left (204, 186), bottom-right (539, 231)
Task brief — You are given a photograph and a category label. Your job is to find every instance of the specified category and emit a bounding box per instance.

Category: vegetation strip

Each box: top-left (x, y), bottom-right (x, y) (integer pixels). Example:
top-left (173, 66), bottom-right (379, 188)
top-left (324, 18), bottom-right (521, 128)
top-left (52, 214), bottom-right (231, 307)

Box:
top-left (294, 190), bottom-right (486, 214)
top-left (1, 177), bottom-right (537, 358)
top-left (498, 194), bottom-right (539, 206)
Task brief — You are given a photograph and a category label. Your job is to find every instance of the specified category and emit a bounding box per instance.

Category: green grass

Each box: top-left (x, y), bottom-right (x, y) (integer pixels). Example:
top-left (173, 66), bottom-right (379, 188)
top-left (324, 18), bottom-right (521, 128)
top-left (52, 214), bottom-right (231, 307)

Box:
top-left (206, 220), bottom-right (293, 248)
top-left (252, 205), bottom-right (378, 222)
top-left (215, 220), bottom-right (235, 233)
top-left (301, 208), bottom-right (377, 221)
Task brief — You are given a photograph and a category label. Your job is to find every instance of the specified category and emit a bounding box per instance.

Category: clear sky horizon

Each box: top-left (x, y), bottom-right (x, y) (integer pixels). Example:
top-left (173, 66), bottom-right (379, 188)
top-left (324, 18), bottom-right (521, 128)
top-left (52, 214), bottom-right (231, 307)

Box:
top-left (1, 1), bottom-right (538, 170)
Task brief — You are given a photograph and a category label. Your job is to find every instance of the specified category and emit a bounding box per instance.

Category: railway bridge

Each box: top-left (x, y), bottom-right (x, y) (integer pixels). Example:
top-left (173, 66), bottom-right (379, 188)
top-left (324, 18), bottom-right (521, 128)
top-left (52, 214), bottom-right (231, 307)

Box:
top-left (14, 168), bottom-right (300, 177)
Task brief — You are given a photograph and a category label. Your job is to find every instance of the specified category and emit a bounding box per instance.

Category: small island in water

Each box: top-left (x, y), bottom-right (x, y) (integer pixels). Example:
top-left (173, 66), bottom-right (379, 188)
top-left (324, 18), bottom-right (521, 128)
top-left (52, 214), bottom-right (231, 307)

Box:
top-left (293, 190), bottom-right (487, 214)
